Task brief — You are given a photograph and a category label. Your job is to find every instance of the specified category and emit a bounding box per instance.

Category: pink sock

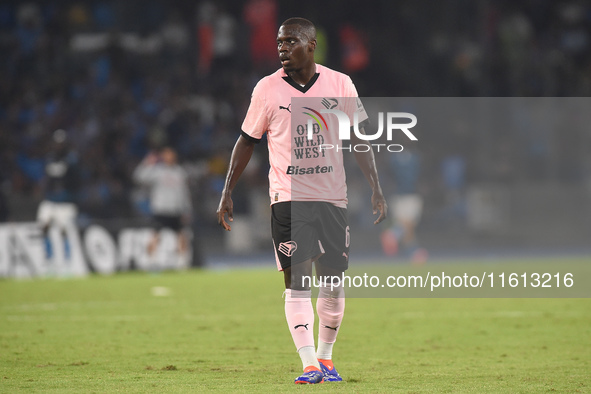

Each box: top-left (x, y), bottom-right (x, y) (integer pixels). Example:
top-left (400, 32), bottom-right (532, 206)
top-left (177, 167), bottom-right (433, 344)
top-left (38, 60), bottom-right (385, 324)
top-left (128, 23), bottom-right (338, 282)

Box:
top-left (284, 289), bottom-right (315, 351)
top-left (316, 284), bottom-right (345, 345)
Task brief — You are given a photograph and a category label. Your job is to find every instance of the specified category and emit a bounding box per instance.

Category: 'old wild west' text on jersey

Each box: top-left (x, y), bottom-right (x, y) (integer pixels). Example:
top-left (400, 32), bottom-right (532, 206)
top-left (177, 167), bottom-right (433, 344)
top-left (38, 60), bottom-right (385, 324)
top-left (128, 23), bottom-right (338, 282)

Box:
top-left (242, 64), bottom-right (367, 207)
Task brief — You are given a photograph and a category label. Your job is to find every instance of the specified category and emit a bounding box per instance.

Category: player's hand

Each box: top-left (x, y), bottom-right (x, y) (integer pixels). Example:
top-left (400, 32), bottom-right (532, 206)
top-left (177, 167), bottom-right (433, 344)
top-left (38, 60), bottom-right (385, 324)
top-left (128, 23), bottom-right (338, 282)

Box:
top-left (371, 188), bottom-right (388, 225)
top-left (144, 151), bottom-right (160, 165)
top-left (216, 192), bottom-right (234, 231)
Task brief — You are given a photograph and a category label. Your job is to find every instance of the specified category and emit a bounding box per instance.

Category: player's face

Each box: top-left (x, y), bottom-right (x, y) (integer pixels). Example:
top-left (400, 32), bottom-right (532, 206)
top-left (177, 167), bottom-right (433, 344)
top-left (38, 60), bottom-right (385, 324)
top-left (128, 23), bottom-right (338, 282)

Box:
top-left (161, 148), bottom-right (177, 165)
top-left (277, 25), bottom-right (314, 73)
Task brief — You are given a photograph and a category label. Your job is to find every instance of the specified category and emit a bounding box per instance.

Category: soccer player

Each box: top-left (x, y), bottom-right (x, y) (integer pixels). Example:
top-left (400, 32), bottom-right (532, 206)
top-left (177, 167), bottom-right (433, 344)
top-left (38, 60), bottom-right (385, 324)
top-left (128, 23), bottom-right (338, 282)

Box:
top-left (216, 18), bottom-right (387, 384)
top-left (133, 147), bottom-right (192, 259)
top-left (380, 146), bottom-right (428, 263)
top-left (37, 129), bottom-right (81, 263)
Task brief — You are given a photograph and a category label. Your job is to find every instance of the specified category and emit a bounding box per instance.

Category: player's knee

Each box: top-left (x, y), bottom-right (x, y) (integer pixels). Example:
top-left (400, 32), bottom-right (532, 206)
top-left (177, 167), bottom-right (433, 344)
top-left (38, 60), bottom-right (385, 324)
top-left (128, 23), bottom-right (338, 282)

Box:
top-left (286, 259), bottom-right (315, 290)
top-left (316, 265), bottom-right (345, 286)
top-left (283, 268), bottom-right (292, 289)
top-left (290, 275), bottom-right (311, 291)
top-left (289, 271), bottom-right (313, 291)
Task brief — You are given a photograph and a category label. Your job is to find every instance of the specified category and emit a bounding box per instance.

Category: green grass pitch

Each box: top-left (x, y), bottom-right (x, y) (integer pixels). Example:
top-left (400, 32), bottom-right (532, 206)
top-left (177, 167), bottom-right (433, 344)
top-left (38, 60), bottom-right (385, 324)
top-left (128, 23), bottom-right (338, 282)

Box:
top-left (1, 258), bottom-right (590, 393)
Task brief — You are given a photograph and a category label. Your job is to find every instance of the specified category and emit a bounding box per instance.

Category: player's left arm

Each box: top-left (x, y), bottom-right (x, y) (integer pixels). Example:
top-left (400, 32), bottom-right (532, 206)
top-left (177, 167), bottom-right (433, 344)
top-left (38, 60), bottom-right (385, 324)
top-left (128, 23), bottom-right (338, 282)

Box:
top-left (351, 128), bottom-right (388, 224)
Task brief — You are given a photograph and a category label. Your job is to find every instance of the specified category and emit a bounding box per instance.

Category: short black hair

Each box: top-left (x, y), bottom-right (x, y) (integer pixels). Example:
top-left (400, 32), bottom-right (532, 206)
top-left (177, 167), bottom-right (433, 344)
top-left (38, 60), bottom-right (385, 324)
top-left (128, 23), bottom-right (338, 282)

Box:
top-left (281, 17), bottom-right (316, 41)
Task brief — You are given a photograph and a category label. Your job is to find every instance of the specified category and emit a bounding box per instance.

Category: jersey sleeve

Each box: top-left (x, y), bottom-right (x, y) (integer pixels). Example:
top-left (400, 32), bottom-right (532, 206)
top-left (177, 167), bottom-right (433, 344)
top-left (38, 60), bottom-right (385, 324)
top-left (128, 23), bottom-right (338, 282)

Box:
top-left (241, 81), bottom-right (269, 143)
top-left (343, 76), bottom-right (369, 128)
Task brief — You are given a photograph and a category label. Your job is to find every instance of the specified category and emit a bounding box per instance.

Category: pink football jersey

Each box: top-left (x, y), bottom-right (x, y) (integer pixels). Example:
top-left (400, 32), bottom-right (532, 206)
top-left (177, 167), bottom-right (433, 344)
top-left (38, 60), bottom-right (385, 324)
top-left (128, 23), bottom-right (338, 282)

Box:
top-left (242, 64), bottom-right (367, 207)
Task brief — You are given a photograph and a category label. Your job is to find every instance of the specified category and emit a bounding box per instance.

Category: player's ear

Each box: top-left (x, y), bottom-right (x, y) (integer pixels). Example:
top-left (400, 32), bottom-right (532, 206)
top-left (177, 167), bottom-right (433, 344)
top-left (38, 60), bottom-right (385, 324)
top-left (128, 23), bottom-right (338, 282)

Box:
top-left (308, 39), bottom-right (317, 52)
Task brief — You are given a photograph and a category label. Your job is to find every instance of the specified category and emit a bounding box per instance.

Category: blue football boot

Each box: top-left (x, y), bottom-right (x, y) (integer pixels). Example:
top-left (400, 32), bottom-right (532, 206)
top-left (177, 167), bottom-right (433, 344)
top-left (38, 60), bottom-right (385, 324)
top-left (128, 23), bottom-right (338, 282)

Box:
top-left (294, 366), bottom-right (324, 384)
top-left (318, 359), bottom-right (343, 382)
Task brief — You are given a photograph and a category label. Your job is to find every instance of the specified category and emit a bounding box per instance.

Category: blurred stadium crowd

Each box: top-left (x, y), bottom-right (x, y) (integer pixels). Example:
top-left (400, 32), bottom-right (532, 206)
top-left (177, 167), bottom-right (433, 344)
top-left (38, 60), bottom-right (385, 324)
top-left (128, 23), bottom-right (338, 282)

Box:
top-left (0, 0), bottom-right (589, 236)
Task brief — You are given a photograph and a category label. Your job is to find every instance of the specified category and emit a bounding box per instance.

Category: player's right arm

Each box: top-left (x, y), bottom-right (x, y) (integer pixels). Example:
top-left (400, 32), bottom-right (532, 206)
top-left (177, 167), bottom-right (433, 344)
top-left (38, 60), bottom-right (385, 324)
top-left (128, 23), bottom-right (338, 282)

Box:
top-left (218, 79), bottom-right (268, 230)
top-left (132, 152), bottom-right (159, 185)
top-left (216, 135), bottom-right (256, 231)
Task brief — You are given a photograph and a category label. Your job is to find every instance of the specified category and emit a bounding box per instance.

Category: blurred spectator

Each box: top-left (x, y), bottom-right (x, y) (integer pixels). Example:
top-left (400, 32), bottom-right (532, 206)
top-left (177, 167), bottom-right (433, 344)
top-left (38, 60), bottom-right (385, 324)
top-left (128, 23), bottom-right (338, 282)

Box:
top-left (212, 5), bottom-right (237, 68)
top-left (339, 24), bottom-right (369, 73)
top-left (161, 9), bottom-right (190, 56)
top-left (243, 0), bottom-right (277, 70)
top-left (196, 2), bottom-right (215, 75)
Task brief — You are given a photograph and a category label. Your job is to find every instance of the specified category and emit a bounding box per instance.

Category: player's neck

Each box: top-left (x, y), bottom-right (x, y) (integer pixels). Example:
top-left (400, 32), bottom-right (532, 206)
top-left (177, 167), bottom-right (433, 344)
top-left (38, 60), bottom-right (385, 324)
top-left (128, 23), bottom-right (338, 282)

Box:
top-left (287, 63), bottom-right (316, 86)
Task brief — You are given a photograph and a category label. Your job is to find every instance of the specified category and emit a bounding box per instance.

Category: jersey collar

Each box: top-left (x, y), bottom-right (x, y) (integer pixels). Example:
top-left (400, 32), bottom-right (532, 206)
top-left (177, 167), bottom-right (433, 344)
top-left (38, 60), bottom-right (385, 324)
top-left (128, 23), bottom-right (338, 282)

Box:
top-left (281, 67), bottom-right (320, 93)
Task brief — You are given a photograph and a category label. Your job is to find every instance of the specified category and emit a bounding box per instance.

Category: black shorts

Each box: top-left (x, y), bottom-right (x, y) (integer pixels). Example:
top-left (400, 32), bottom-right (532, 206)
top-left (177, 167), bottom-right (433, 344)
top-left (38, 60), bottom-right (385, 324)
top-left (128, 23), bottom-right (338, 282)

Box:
top-left (271, 201), bottom-right (350, 271)
top-left (153, 214), bottom-right (183, 232)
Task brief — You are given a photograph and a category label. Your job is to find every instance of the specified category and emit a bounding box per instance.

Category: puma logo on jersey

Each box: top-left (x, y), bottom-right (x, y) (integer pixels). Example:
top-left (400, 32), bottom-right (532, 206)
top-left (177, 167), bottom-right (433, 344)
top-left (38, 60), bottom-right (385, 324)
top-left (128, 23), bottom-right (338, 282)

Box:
top-left (279, 104), bottom-right (291, 113)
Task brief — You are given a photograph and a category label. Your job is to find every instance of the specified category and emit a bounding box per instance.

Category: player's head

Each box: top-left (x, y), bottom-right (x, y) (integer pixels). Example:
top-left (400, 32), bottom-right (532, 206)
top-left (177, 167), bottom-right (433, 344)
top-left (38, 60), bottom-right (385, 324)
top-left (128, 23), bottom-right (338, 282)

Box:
top-left (277, 17), bottom-right (317, 73)
top-left (160, 147), bottom-right (177, 165)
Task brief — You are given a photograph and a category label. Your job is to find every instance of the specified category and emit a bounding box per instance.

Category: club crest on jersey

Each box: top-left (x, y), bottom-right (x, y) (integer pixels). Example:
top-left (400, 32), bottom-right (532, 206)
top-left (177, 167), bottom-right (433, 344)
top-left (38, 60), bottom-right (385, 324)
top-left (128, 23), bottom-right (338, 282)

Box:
top-left (321, 98), bottom-right (338, 109)
top-left (278, 241), bottom-right (298, 257)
